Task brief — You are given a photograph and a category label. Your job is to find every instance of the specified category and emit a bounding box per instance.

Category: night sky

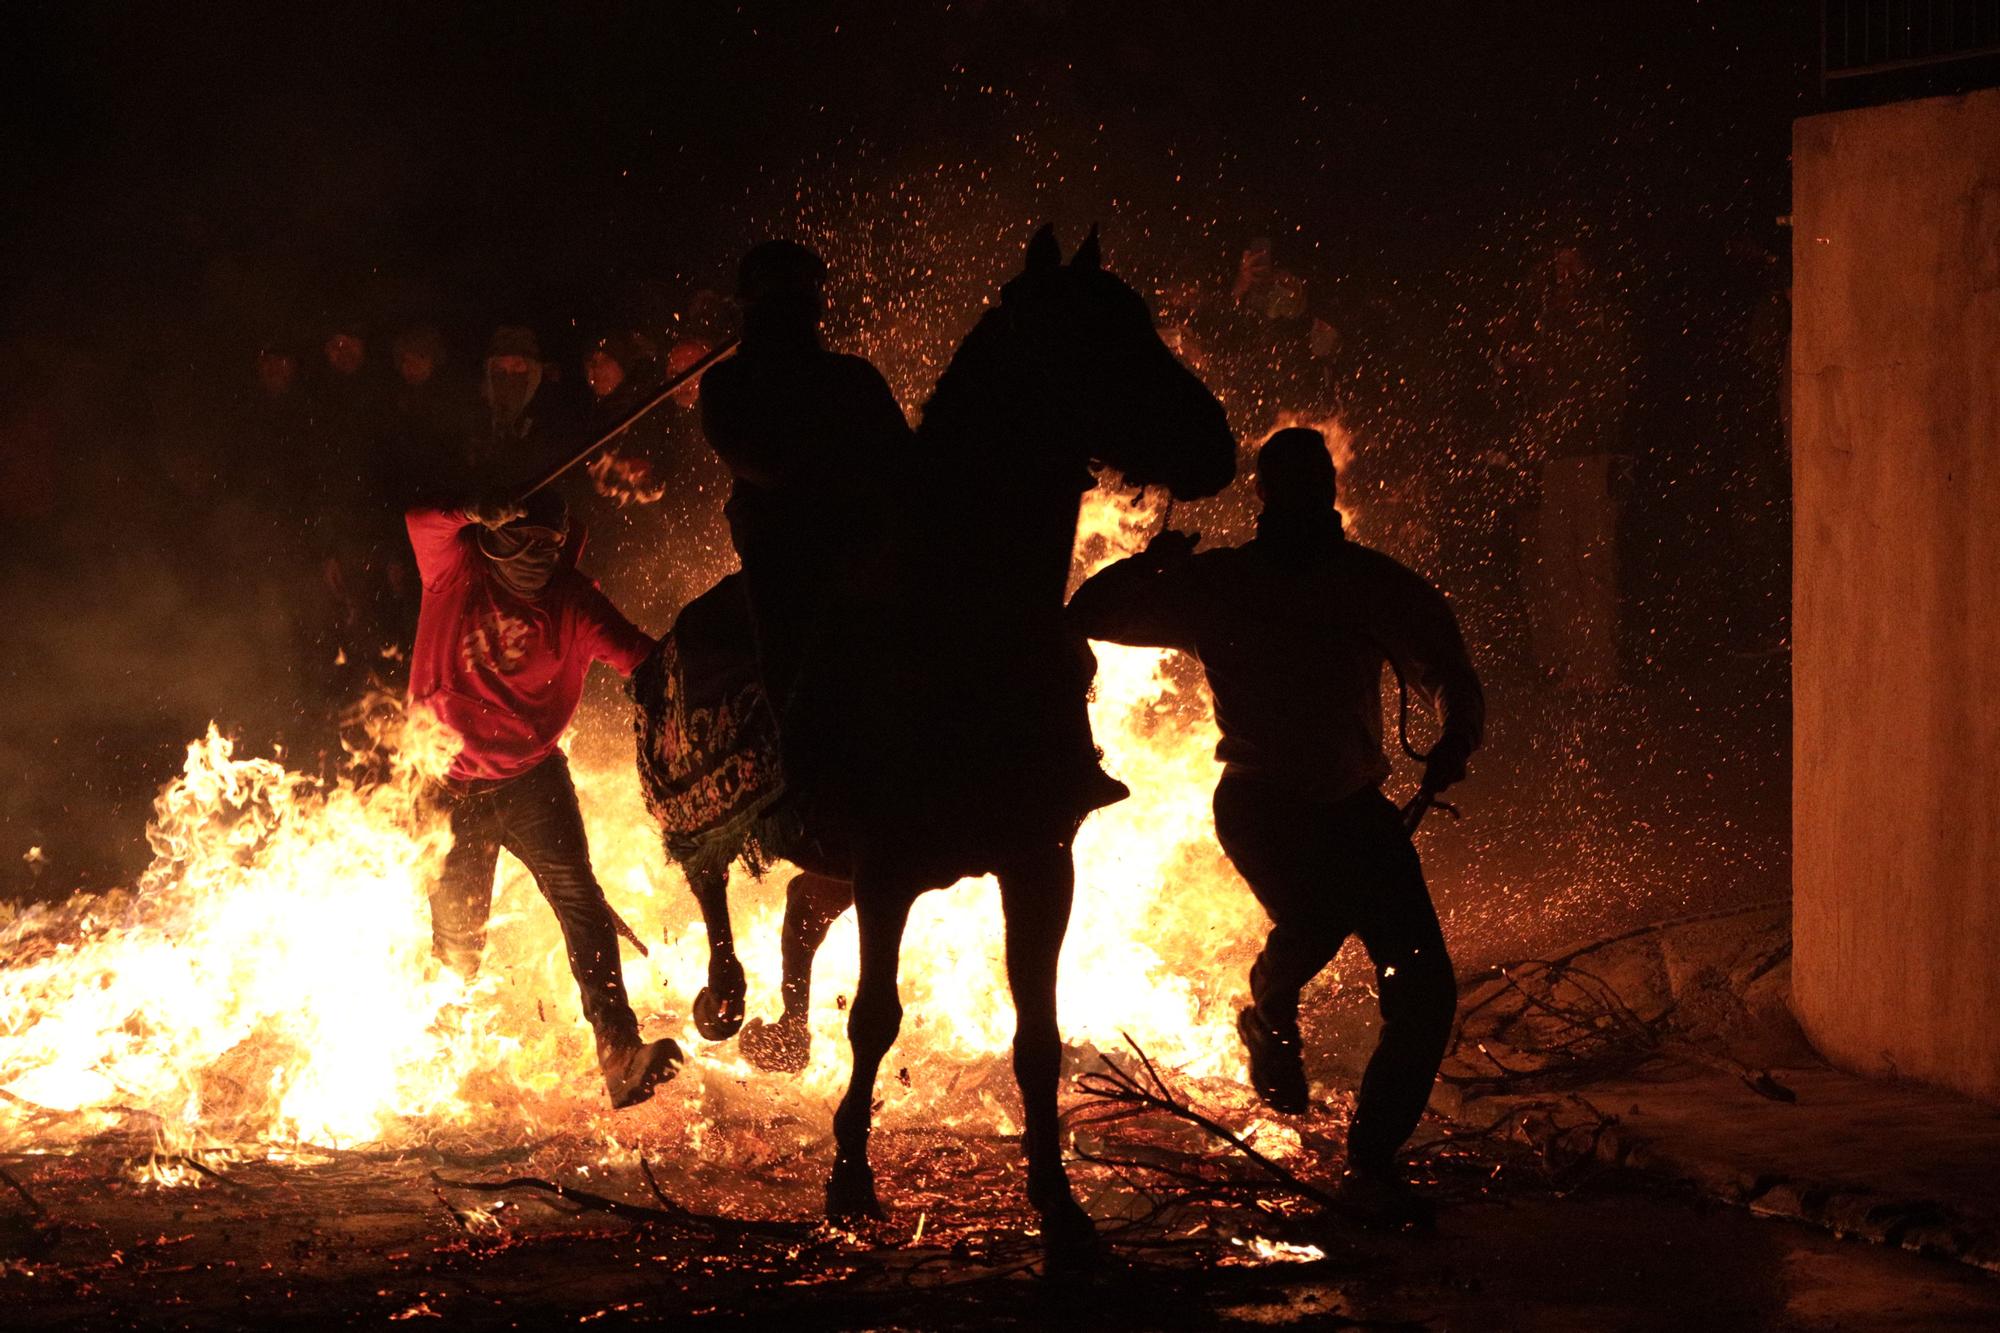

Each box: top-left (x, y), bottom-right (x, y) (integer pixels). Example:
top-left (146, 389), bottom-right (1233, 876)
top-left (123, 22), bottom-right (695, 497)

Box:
top-left (6, 4), bottom-right (1812, 354)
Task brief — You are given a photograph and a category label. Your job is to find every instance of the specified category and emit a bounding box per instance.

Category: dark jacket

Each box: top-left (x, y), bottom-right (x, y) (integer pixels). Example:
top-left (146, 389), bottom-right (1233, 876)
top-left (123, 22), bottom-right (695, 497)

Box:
top-left (699, 334), bottom-right (913, 711)
top-left (1068, 512), bottom-right (1484, 802)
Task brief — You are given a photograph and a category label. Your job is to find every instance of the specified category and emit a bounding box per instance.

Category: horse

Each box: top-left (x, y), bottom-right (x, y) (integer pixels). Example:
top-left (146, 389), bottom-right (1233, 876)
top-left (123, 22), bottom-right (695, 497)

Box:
top-left (635, 225), bottom-right (1235, 1262)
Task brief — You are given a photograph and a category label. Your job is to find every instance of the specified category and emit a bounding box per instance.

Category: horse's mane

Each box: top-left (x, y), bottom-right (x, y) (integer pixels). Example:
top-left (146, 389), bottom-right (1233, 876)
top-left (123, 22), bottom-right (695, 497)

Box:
top-left (914, 305), bottom-right (1016, 447)
top-left (911, 268), bottom-right (1234, 505)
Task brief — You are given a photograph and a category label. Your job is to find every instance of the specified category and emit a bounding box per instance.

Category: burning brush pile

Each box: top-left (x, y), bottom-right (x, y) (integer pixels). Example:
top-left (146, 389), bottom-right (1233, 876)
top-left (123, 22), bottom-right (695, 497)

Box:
top-left (0, 486), bottom-right (1318, 1191)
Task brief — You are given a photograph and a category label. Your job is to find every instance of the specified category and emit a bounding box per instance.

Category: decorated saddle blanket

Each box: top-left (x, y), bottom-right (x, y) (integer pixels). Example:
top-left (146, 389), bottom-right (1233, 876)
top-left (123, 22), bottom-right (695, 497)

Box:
top-left (631, 573), bottom-right (786, 875)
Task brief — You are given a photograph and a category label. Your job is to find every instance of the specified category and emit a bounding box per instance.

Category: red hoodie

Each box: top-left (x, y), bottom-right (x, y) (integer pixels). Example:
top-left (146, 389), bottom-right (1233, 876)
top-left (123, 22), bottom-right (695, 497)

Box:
top-left (406, 508), bottom-right (654, 785)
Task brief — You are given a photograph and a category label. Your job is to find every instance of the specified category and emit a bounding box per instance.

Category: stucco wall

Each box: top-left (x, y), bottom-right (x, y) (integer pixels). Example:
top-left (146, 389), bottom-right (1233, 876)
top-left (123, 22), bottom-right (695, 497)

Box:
top-left (1792, 88), bottom-right (2000, 1103)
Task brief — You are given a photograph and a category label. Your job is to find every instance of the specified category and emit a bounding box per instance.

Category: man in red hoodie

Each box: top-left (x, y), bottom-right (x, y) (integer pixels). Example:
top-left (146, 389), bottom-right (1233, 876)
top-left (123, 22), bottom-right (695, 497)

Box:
top-left (406, 489), bottom-right (681, 1109)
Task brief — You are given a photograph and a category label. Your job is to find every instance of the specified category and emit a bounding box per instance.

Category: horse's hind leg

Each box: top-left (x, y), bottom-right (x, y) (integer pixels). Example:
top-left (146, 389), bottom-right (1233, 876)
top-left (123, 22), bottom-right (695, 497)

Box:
top-left (686, 860), bottom-right (747, 1041)
top-left (827, 867), bottom-right (917, 1221)
top-left (998, 843), bottom-right (1099, 1263)
top-left (741, 871), bottom-right (852, 1073)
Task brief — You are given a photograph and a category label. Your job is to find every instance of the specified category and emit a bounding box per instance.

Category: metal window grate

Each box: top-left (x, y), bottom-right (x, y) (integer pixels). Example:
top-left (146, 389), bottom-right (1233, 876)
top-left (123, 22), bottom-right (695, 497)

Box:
top-left (1824, 1), bottom-right (2000, 79)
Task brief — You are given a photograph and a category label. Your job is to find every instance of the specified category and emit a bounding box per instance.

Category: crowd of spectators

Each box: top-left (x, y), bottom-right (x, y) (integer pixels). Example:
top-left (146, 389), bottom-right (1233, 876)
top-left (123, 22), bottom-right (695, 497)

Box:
top-left (232, 308), bottom-right (736, 763)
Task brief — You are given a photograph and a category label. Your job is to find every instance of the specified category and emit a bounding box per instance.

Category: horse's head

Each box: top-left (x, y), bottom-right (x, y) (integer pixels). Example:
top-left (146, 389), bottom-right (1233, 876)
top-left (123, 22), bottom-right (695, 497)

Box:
top-left (993, 224), bottom-right (1236, 501)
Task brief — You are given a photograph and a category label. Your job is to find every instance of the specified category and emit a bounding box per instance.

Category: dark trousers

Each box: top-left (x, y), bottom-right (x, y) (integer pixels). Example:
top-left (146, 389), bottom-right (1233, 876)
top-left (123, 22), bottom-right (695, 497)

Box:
top-left (431, 753), bottom-right (639, 1047)
top-left (1213, 773), bottom-right (1458, 1171)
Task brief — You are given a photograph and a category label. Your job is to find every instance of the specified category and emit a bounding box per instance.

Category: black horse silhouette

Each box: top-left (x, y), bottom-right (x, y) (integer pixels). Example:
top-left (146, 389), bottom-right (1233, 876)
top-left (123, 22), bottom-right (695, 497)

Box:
top-left (634, 225), bottom-right (1234, 1261)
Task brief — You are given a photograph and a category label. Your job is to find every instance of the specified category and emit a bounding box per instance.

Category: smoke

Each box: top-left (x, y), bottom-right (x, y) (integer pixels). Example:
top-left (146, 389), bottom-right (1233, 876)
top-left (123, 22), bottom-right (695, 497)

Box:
top-left (0, 565), bottom-right (302, 904)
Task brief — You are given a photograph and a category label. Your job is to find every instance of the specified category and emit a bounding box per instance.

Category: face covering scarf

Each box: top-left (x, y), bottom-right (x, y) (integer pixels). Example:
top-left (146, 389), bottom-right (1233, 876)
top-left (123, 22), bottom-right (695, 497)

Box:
top-left (477, 524), bottom-right (564, 596)
top-left (485, 364), bottom-right (542, 433)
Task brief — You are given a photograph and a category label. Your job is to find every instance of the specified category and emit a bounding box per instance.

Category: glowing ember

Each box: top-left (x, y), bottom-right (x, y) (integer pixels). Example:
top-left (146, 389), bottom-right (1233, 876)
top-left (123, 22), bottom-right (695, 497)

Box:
top-left (1226, 1235), bottom-right (1327, 1265)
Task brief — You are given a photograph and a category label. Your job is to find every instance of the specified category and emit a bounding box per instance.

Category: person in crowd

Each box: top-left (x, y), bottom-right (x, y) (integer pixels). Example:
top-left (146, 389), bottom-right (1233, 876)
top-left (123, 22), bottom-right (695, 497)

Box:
top-left (574, 329), bottom-right (680, 621)
top-left (336, 322), bottom-right (463, 671)
top-left (584, 331), bottom-right (642, 404)
top-left (651, 330), bottom-right (737, 574)
top-left (293, 318), bottom-right (396, 730)
top-left (313, 317), bottom-right (383, 474)
top-left (580, 325), bottom-right (738, 622)
top-left (406, 488), bottom-right (682, 1109)
top-left (246, 341), bottom-right (311, 480)
top-left (393, 324), bottom-right (444, 391)
top-left (1068, 426), bottom-right (1483, 1215)
top-left (581, 330), bottom-right (668, 496)
top-left (323, 324), bottom-right (368, 380)
top-left (471, 324), bottom-right (557, 485)
top-left (237, 339), bottom-right (338, 747)
top-left (386, 324), bottom-right (464, 505)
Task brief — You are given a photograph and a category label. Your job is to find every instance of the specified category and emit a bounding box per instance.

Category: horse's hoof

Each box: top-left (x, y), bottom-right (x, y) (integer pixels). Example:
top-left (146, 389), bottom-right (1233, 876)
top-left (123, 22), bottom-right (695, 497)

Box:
top-left (692, 987), bottom-right (745, 1041)
top-left (1027, 1171), bottom-right (1100, 1272)
top-left (826, 1158), bottom-right (885, 1223)
top-left (740, 1016), bottom-right (811, 1073)
top-left (1039, 1199), bottom-right (1102, 1276)
top-left (1333, 1168), bottom-right (1438, 1231)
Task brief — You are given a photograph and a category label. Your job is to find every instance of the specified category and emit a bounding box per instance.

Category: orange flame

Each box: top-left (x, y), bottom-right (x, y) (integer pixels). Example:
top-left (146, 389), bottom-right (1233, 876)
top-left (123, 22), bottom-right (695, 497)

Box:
top-left (0, 472), bottom-right (1352, 1167)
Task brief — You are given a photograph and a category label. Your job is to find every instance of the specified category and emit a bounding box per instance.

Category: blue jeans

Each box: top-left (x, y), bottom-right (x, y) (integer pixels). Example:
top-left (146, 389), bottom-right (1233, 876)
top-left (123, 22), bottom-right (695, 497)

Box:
top-left (430, 753), bottom-right (640, 1046)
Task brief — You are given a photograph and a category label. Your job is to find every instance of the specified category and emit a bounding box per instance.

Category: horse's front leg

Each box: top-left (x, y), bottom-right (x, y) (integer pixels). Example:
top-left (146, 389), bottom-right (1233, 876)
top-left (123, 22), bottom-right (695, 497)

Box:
top-left (998, 842), bottom-right (1099, 1264)
top-left (686, 860), bottom-right (747, 1041)
top-left (827, 865), bottom-right (917, 1221)
top-left (741, 871), bottom-right (853, 1073)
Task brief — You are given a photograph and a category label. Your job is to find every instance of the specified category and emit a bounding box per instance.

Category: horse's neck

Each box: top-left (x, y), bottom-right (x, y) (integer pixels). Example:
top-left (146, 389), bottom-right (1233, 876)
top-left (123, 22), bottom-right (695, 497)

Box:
top-left (918, 320), bottom-right (1085, 605)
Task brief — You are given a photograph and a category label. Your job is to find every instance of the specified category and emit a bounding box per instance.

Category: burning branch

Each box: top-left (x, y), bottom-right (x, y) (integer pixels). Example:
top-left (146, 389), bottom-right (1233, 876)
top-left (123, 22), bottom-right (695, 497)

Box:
top-left (1071, 1035), bottom-right (1340, 1211)
top-left (163, 1154), bottom-right (254, 1192)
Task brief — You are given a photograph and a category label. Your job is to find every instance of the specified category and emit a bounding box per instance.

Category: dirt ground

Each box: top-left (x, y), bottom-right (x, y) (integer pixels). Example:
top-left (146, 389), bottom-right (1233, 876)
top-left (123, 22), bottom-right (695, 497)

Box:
top-left (7, 1098), bottom-right (1999, 1332)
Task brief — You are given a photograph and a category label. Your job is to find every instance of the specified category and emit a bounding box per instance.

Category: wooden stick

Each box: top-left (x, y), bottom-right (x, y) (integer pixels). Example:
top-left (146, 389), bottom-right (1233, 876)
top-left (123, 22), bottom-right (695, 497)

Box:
top-left (517, 337), bottom-right (739, 500)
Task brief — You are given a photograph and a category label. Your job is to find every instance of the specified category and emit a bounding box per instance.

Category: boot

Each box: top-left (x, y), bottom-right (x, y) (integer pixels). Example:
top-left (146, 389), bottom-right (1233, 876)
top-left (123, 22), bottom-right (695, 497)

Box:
top-left (1237, 1006), bottom-right (1309, 1114)
top-left (597, 1032), bottom-right (684, 1110)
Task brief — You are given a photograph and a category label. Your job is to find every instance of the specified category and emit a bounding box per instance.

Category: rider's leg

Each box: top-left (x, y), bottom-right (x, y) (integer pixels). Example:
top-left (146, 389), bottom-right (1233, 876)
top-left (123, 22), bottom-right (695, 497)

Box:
top-left (1213, 772), bottom-right (1355, 1114)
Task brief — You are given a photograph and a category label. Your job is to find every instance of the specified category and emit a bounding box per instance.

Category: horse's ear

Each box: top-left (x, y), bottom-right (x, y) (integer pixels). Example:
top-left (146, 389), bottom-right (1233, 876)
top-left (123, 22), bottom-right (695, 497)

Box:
top-left (1025, 223), bottom-right (1062, 272)
top-left (1071, 224), bottom-right (1101, 270)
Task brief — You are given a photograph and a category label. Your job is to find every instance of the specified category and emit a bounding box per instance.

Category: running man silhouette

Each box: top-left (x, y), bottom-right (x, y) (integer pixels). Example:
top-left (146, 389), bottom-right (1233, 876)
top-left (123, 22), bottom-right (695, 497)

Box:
top-left (1070, 426), bottom-right (1483, 1211)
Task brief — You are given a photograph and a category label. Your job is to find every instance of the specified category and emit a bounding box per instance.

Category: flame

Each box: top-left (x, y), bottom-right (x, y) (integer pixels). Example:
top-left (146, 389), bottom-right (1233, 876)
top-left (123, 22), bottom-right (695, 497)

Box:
top-left (1, 479), bottom-right (1291, 1164)
top-left (1227, 1235), bottom-right (1327, 1265)
top-left (586, 449), bottom-right (669, 507)
top-left (0, 706), bottom-right (523, 1156)
top-left (1267, 409), bottom-right (1360, 531)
